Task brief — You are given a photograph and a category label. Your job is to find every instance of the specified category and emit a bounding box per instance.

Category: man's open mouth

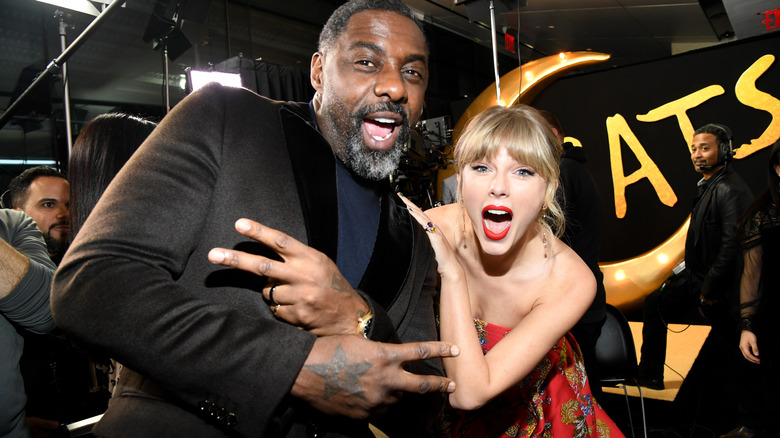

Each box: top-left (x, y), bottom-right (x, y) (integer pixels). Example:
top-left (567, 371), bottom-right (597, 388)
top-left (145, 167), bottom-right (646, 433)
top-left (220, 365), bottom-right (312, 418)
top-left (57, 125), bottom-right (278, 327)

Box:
top-left (364, 117), bottom-right (399, 141)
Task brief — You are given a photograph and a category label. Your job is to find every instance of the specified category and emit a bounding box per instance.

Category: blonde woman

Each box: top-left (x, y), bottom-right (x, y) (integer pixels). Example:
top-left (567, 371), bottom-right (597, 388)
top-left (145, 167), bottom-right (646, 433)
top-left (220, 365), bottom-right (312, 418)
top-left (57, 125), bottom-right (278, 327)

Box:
top-left (403, 105), bottom-right (622, 437)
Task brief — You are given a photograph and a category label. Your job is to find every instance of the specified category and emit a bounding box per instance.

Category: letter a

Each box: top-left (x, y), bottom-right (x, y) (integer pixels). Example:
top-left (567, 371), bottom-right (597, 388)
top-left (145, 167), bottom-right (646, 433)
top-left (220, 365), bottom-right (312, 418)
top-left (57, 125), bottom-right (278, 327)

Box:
top-left (607, 114), bottom-right (677, 218)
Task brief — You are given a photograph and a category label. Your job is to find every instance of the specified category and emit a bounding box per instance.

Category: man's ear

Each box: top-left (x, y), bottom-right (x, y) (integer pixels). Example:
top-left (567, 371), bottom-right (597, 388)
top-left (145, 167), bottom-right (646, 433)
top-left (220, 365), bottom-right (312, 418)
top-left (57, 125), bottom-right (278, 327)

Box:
top-left (310, 52), bottom-right (324, 93)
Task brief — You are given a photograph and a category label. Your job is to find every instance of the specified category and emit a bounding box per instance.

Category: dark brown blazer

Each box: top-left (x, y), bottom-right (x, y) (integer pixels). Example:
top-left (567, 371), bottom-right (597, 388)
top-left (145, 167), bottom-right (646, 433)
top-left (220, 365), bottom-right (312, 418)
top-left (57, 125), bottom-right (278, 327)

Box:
top-left (52, 83), bottom-right (442, 437)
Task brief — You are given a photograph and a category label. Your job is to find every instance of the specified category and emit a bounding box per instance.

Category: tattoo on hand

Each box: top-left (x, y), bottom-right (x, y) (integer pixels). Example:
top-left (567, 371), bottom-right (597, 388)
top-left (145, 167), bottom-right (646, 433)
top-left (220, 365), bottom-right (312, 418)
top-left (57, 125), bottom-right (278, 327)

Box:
top-left (330, 273), bottom-right (356, 296)
top-left (305, 345), bottom-right (373, 400)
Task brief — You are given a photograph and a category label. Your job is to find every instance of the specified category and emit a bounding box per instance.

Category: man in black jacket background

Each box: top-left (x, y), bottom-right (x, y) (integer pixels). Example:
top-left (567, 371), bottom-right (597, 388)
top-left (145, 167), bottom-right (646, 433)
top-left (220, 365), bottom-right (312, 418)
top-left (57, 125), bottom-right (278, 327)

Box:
top-left (638, 123), bottom-right (752, 391)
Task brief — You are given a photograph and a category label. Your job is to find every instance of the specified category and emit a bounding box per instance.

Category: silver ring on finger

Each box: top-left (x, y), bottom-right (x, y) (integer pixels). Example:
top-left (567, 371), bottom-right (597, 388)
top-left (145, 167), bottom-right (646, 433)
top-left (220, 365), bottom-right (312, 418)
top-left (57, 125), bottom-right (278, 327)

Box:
top-left (269, 283), bottom-right (279, 305)
top-left (424, 222), bottom-right (437, 234)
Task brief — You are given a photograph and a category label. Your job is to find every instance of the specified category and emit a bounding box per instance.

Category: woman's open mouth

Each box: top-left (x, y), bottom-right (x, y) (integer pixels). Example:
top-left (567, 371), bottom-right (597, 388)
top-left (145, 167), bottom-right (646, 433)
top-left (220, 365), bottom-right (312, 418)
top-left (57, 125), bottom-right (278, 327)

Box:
top-left (482, 205), bottom-right (513, 240)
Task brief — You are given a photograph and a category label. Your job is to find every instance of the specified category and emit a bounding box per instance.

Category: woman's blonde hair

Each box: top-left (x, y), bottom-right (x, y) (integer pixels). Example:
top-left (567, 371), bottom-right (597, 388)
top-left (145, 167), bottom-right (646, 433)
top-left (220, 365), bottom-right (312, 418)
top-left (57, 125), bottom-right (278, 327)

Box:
top-left (453, 104), bottom-right (565, 238)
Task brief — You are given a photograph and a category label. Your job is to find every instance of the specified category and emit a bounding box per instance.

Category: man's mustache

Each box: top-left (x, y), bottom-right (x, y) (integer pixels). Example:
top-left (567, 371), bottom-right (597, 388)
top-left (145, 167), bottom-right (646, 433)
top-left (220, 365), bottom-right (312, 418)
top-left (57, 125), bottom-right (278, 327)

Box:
top-left (48, 221), bottom-right (70, 232)
top-left (355, 102), bottom-right (409, 127)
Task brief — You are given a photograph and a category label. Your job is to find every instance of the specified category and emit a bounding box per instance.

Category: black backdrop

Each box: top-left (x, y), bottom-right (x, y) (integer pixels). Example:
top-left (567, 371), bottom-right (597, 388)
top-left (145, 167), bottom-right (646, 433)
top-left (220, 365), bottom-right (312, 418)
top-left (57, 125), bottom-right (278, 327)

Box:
top-left (531, 31), bottom-right (780, 262)
top-left (214, 56), bottom-right (314, 102)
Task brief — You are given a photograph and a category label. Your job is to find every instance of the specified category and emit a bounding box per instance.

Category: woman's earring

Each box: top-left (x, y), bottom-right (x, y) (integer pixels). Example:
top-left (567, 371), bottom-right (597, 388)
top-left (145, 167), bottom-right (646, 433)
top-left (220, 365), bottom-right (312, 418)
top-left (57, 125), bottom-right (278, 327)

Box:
top-left (541, 204), bottom-right (548, 258)
top-left (460, 197), bottom-right (468, 249)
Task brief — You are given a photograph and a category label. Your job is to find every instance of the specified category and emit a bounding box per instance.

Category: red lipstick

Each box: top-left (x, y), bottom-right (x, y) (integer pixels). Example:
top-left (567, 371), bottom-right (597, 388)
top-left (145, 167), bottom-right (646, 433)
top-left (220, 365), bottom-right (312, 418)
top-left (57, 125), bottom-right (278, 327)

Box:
top-left (481, 205), bottom-right (513, 241)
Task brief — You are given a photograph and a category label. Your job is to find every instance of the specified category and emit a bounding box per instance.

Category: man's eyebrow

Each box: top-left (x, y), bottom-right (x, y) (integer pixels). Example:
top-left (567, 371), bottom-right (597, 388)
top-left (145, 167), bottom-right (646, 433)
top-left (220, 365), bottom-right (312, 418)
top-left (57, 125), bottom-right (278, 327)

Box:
top-left (405, 53), bottom-right (427, 66)
top-left (349, 41), bottom-right (381, 51)
top-left (348, 41), bottom-right (427, 66)
top-left (38, 198), bottom-right (58, 204)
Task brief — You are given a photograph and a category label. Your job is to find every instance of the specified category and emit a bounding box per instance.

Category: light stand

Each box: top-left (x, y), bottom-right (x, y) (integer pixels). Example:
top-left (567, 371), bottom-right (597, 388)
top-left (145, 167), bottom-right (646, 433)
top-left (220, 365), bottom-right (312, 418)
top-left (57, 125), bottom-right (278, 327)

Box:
top-left (164, 44), bottom-right (170, 113)
top-left (159, 37), bottom-right (172, 113)
top-left (147, 18), bottom-right (192, 114)
top-left (143, 0), bottom-right (209, 114)
top-left (56, 10), bottom-right (74, 156)
top-left (0, 0), bottom-right (124, 135)
top-left (489, 0), bottom-right (501, 105)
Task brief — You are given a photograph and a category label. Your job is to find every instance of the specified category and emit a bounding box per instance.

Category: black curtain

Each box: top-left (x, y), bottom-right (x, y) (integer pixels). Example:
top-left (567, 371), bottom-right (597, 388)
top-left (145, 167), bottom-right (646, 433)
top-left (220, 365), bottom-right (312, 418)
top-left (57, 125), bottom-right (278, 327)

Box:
top-left (214, 56), bottom-right (314, 102)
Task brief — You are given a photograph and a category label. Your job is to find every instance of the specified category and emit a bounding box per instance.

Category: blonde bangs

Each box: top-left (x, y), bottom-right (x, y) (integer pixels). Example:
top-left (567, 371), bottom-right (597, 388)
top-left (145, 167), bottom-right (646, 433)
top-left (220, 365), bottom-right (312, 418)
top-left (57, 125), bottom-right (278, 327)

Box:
top-left (452, 105), bottom-right (566, 237)
top-left (454, 105), bottom-right (561, 183)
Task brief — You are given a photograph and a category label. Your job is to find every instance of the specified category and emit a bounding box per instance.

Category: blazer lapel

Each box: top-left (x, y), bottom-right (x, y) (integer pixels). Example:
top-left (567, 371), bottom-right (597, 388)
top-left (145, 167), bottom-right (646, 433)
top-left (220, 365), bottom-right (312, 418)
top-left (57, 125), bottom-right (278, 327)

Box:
top-left (359, 193), bottom-right (413, 310)
top-left (280, 103), bottom-right (413, 311)
top-left (280, 104), bottom-right (338, 261)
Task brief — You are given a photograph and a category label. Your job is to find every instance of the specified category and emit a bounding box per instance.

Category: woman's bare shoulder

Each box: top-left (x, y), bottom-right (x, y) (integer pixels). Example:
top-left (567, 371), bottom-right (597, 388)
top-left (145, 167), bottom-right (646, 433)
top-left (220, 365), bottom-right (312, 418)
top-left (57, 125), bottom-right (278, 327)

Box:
top-left (550, 240), bottom-right (596, 297)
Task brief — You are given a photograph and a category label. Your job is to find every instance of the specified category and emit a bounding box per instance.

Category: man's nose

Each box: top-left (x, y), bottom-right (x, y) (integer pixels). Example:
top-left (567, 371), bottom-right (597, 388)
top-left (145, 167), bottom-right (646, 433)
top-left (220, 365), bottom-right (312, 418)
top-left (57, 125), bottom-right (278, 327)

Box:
top-left (374, 68), bottom-right (407, 103)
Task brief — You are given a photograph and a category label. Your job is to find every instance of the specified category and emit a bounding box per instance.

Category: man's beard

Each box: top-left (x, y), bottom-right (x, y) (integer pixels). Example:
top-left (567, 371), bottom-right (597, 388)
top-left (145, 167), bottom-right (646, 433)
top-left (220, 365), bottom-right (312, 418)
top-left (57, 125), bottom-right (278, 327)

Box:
top-left (325, 101), bottom-right (410, 181)
top-left (44, 230), bottom-right (68, 263)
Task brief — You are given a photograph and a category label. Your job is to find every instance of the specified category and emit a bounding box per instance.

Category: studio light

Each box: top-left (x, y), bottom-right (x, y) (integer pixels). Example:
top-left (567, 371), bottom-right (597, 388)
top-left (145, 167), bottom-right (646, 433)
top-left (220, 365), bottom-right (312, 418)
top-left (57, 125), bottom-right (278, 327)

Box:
top-left (142, 0), bottom-right (211, 112)
top-left (34, 0), bottom-right (110, 17)
top-left (185, 69), bottom-right (242, 93)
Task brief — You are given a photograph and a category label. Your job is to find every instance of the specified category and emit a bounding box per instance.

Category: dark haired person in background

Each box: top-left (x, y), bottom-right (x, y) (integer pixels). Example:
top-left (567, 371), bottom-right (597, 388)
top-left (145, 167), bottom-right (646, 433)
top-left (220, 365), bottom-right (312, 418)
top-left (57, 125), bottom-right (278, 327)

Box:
top-left (51, 1), bottom-right (457, 437)
top-left (638, 124), bottom-right (753, 391)
top-left (7, 166), bottom-right (69, 264)
top-left (1, 209), bottom-right (57, 438)
top-left (68, 112), bottom-right (157, 239)
top-left (61, 111), bottom-right (159, 413)
top-left (725, 141), bottom-right (780, 438)
top-left (7, 166), bottom-right (93, 435)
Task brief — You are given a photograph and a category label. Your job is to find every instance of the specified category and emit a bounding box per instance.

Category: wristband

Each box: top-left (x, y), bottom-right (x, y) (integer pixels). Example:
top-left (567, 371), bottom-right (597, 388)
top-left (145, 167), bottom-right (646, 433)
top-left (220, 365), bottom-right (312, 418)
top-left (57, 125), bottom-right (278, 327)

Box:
top-left (357, 310), bottom-right (374, 339)
top-left (739, 316), bottom-right (754, 332)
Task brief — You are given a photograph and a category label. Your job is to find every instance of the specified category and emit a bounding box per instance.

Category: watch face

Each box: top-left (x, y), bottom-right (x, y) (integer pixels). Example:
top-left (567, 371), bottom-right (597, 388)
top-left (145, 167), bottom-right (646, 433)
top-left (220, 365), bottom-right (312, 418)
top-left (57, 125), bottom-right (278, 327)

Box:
top-left (364, 317), bottom-right (373, 338)
top-left (360, 314), bottom-right (374, 338)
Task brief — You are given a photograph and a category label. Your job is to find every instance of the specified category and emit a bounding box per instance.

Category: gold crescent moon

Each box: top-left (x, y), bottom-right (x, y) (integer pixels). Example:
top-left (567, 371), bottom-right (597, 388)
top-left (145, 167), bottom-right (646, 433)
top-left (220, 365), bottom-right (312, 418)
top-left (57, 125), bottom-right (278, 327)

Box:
top-left (440, 51), bottom-right (684, 309)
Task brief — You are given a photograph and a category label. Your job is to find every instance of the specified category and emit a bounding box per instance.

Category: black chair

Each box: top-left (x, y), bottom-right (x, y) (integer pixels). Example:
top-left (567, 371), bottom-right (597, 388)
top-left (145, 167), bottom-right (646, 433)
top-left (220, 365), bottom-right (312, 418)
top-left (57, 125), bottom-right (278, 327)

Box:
top-left (594, 304), bottom-right (648, 438)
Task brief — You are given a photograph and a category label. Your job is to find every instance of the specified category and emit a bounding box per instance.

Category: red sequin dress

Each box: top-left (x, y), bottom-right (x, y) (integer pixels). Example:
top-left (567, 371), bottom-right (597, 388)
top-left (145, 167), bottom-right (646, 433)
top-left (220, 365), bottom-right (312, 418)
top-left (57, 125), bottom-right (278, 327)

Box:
top-left (439, 319), bottom-right (625, 437)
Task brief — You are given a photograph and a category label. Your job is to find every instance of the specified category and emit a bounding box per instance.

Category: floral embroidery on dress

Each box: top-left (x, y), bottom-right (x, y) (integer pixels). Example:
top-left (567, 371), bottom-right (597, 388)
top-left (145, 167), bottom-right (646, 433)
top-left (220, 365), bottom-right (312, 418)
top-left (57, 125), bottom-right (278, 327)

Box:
top-left (438, 321), bottom-right (625, 438)
top-left (474, 319), bottom-right (490, 351)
